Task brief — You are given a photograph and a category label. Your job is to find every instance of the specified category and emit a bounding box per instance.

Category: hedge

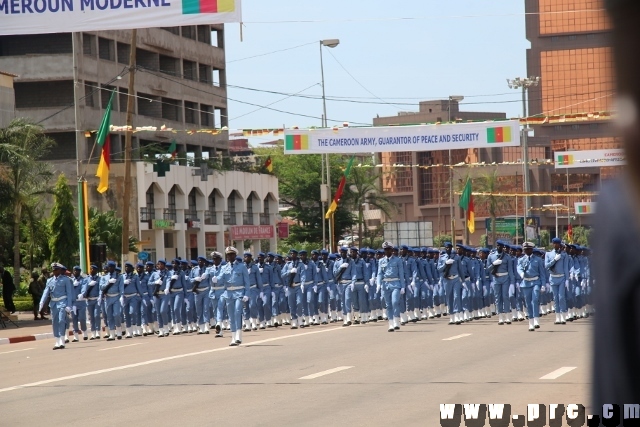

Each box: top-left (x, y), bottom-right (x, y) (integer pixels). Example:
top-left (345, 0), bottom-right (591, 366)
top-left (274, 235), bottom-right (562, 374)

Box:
top-left (1, 300), bottom-right (34, 312)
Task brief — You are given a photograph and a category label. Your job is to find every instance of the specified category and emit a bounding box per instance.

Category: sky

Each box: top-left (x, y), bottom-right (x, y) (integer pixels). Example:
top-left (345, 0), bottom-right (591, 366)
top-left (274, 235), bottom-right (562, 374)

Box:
top-left (223, 0), bottom-right (530, 142)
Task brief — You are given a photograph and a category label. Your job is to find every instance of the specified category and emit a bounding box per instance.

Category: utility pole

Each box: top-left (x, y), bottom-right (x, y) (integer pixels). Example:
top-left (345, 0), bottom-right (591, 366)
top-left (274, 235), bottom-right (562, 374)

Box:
top-left (448, 95), bottom-right (464, 242)
top-left (121, 29), bottom-right (137, 260)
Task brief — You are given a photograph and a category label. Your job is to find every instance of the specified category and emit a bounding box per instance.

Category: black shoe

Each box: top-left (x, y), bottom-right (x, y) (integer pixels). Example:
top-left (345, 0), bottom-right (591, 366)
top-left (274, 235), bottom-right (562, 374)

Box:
top-left (59, 345), bottom-right (65, 349)
top-left (321, 321), bottom-right (328, 325)
top-left (117, 335), bottom-right (122, 340)
top-left (554, 321), bottom-right (560, 325)
top-left (72, 338), bottom-right (78, 343)
top-left (394, 326), bottom-right (400, 330)
top-left (229, 342), bottom-right (238, 347)
top-left (411, 319), bottom-right (418, 323)
top-left (83, 336), bottom-right (88, 341)
top-left (370, 319), bottom-right (377, 323)
top-left (354, 320), bottom-right (360, 325)
top-left (235, 340), bottom-right (241, 344)
top-left (90, 336), bottom-right (95, 340)
top-left (215, 333), bottom-right (223, 338)
top-left (377, 316), bottom-right (383, 320)
top-left (436, 314), bottom-right (441, 318)
top-left (291, 326), bottom-right (298, 330)
top-left (215, 324), bottom-right (221, 334)
top-left (65, 339), bottom-right (69, 343)
top-left (197, 331), bottom-right (204, 335)
top-left (388, 328), bottom-right (394, 332)
top-left (534, 324), bottom-right (540, 329)
top-left (125, 335), bottom-right (132, 339)
top-left (107, 337), bottom-right (115, 341)
top-left (455, 321), bottom-right (461, 325)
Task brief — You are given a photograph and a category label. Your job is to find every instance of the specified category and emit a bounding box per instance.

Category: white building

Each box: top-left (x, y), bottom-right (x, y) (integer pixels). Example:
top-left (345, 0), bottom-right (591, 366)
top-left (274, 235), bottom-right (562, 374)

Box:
top-left (135, 163), bottom-right (279, 262)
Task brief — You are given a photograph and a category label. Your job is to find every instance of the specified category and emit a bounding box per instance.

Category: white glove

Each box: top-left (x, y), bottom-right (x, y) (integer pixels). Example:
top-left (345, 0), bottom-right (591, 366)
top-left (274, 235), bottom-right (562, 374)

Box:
top-left (445, 259), bottom-right (454, 265)
top-left (211, 276), bottom-right (218, 284)
top-left (260, 292), bottom-right (264, 300)
top-left (65, 306), bottom-right (71, 313)
top-left (74, 280), bottom-right (80, 287)
top-left (259, 268), bottom-right (264, 274)
top-left (77, 294), bottom-right (84, 301)
top-left (492, 259), bottom-right (502, 266)
top-left (155, 279), bottom-right (162, 285)
top-left (89, 281), bottom-right (97, 286)
top-left (365, 284), bottom-right (369, 293)
top-left (150, 298), bottom-right (156, 307)
top-left (410, 280), bottom-right (416, 288)
top-left (72, 306), bottom-right (77, 315)
top-left (340, 263), bottom-right (349, 269)
top-left (376, 285), bottom-right (381, 294)
top-left (370, 278), bottom-right (375, 286)
top-left (565, 280), bottom-right (570, 290)
top-left (271, 292), bottom-right (276, 300)
top-left (200, 274), bottom-right (207, 281)
top-left (242, 296), bottom-right (249, 302)
top-left (540, 285), bottom-right (546, 293)
top-left (350, 283), bottom-right (354, 292)
top-left (164, 289), bottom-right (171, 295)
top-left (109, 278), bottom-right (116, 284)
top-left (124, 279), bottom-right (131, 285)
top-left (554, 254), bottom-right (562, 261)
top-left (519, 273), bottom-right (524, 279)
top-left (290, 268), bottom-right (297, 274)
top-left (285, 288), bottom-right (289, 297)
top-left (120, 296), bottom-right (124, 306)
top-left (194, 277), bottom-right (202, 282)
top-left (171, 275), bottom-right (179, 281)
top-left (313, 286), bottom-right (318, 293)
top-left (316, 267), bottom-right (320, 273)
top-left (400, 287), bottom-right (405, 295)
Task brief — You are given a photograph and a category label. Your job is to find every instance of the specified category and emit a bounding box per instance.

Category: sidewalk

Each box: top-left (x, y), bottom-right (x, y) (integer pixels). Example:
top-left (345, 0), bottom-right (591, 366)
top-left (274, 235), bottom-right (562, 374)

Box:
top-left (0, 312), bottom-right (57, 344)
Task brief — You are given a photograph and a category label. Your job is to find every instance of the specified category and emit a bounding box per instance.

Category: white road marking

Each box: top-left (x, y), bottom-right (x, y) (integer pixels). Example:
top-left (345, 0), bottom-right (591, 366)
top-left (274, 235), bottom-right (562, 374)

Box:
top-left (540, 367), bottom-right (577, 380)
top-left (0, 348), bottom-right (34, 355)
top-left (0, 326), bottom-right (347, 394)
top-left (98, 343), bottom-right (143, 351)
top-left (299, 366), bottom-right (353, 380)
top-left (442, 333), bottom-right (472, 341)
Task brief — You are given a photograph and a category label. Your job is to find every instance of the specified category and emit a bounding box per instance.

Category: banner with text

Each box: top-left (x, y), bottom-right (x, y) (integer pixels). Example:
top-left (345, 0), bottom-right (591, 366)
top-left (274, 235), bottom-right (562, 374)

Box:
top-left (283, 121), bottom-right (521, 155)
top-left (555, 148), bottom-right (625, 169)
top-left (0, 0), bottom-right (241, 35)
top-left (230, 225), bottom-right (274, 240)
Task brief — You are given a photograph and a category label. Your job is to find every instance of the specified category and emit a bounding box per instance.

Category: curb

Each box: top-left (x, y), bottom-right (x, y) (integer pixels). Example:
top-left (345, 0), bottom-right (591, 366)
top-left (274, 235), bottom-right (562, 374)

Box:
top-left (0, 332), bottom-right (54, 345)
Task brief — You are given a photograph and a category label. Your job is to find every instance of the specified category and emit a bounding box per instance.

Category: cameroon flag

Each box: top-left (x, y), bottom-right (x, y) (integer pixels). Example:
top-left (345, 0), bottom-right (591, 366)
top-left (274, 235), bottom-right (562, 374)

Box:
top-left (325, 156), bottom-right (355, 219)
top-left (96, 91), bottom-right (114, 194)
top-left (458, 178), bottom-right (475, 233)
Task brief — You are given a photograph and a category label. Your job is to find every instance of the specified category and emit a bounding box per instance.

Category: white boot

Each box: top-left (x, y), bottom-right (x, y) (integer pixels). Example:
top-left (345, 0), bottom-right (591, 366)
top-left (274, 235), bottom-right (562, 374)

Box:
top-left (125, 327), bottom-right (132, 338)
top-left (362, 313), bottom-right (368, 323)
top-left (291, 318), bottom-right (298, 329)
top-left (108, 330), bottom-right (116, 341)
top-left (555, 313), bottom-right (561, 324)
top-left (414, 309), bottom-right (420, 320)
top-left (346, 312), bottom-right (352, 325)
top-left (518, 310), bottom-right (525, 321)
top-left (236, 329), bottom-right (242, 344)
top-left (400, 312), bottom-right (407, 324)
top-left (72, 332), bottom-right (79, 342)
top-left (449, 312), bottom-right (455, 324)
top-left (250, 318), bottom-right (257, 330)
top-left (498, 313), bottom-right (504, 325)
top-left (393, 317), bottom-right (400, 329)
top-left (534, 317), bottom-right (540, 329)
top-left (230, 331), bottom-right (238, 346)
top-left (528, 318), bottom-right (535, 331)
top-left (388, 319), bottom-right (395, 332)
top-left (243, 319), bottom-right (250, 332)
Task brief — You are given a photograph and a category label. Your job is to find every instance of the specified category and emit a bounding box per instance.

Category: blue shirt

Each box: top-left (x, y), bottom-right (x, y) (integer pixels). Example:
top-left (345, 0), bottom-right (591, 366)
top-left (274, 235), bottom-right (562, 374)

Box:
top-left (544, 250), bottom-right (570, 284)
top-left (216, 260), bottom-right (250, 294)
top-left (487, 250), bottom-right (514, 284)
top-left (100, 271), bottom-right (124, 298)
top-left (517, 254), bottom-right (546, 287)
top-left (332, 257), bottom-right (355, 283)
top-left (376, 255), bottom-right (406, 289)
top-left (122, 271), bottom-right (142, 296)
top-left (437, 251), bottom-right (462, 281)
top-left (41, 274), bottom-right (74, 307)
top-left (257, 262), bottom-right (274, 288)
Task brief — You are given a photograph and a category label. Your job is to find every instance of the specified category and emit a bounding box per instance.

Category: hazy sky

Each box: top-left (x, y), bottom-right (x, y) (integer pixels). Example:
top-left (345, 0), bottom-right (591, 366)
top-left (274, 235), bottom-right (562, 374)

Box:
top-left (223, 0), bottom-right (530, 139)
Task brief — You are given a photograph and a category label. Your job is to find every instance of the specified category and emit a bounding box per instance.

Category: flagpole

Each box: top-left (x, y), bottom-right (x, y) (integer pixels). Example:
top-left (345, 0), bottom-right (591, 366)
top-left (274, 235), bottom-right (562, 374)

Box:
top-left (121, 29), bottom-right (137, 261)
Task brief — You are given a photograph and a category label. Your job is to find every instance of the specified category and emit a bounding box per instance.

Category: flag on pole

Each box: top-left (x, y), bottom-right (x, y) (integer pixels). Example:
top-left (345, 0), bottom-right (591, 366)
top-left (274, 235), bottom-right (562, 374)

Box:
top-left (263, 156), bottom-right (273, 172)
top-left (567, 223), bottom-right (573, 243)
top-left (325, 156), bottom-right (355, 219)
top-left (168, 140), bottom-right (177, 159)
top-left (77, 180), bottom-right (91, 272)
top-left (95, 91), bottom-right (114, 193)
top-left (458, 177), bottom-right (475, 233)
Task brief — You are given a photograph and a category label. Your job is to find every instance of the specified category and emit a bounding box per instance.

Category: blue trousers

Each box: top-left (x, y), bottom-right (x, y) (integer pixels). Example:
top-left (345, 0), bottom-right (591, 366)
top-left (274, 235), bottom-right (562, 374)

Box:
top-left (104, 296), bottom-right (122, 330)
top-left (271, 286), bottom-right (287, 317)
top-left (243, 287), bottom-right (260, 320)
top-left (258, 286), bottom-right (272, 322)
top-left (209, 289), bottom-right (226, 323)
top-left (340, 283), bottom-right (353, 315)
top-left (87, 300), bottom-right (101, 332)
top-left (141, 295), bottom-right (153, 325)
top-left (353, 283), bottom-right (368, 314)
top-left (328, 283), bottom-right (338, 312)
top-left (287, 286), bottom-right (302, 320)
top-left (574, 284), bottom-right (584, 309)
top-left (493, 282), bottom-right (510, 314)
top-left (169, 291), bottom-right (184, 324)
top-left (182, 291), bottom-right (196, 325)
top-left (383, 286), bottom-right (402, 319)
top-left (155, 294), bottom-right (170, 328)
top-left (482, 284), bottom-right (491, 308)
top-left (224, 292), bottom-right (244, 332)
top-left (444, 279), bottom-right (462, 314)
top-left (316, 284), bottom-right (329, 314)
top-left (194, 289), bottom-right (211, 325)
top-left (368, 283), bottom-right (381, 311)
top-left (551, 283), bottom-right (567, 313)
top-left (50, 302), bottom-right (68, 338)
top-left (461, 281), bottom-right (471, 312)
top-left (72, 301), bottom-right (87, 332)
top-left (522, 285), bottom-right (540, 319)
top-left (123, 295), bottom-right (141, 328)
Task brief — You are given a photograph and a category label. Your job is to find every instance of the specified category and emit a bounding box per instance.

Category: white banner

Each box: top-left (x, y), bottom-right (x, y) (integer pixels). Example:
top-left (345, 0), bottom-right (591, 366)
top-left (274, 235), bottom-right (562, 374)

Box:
top-left (0, 0), bottom-right (241, 35)
top-left (555, 148), bottom-right (625, 169)
top-left (283, 120), bottom-right (521, 155)
top-left (574, 202), bottom-right (595, 215)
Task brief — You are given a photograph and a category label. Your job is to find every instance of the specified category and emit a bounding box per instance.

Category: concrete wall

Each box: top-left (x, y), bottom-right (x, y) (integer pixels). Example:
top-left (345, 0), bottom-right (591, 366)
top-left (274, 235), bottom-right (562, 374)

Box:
top-left (0, 73), bottom-right (15, 127)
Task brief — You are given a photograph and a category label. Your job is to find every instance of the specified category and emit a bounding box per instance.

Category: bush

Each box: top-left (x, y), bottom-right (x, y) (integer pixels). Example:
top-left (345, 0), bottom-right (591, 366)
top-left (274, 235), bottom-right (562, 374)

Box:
top-left (1, 300), bottom-right (34, 312)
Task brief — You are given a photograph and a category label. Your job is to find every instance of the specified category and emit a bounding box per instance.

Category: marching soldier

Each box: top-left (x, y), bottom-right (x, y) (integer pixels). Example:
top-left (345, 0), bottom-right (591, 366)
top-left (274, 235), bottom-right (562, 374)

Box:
top-left (350, 248), bottom-right (369, 324)
top-left (100, 261), bottom-right (124, 340)
top-left (256, 252), bottom-right (274, 329)
top-left (312, 250), bottom-right (330, 324)
top-left (121, 262), bottom-right (143, 338)
top-left (191, 256), bottom-right (211, 334)
top-left (487, 240), bottom-right (514, 325)
top-left (206, 252), bottom-right (226, 337)
top-left (39, 263), bottom-right (74, 350)
top-left (517, 242), bottom-right (547, 331)
top-left (438, 242), bottom-right (463, 325)
top-left (268, 253), bottom-right (286, 327)
top-left (545, 238), bottom-right (570, 324)
top-left (149, 260), bottom-right (170, 337)
top-left (334, 247), bottom-right (355, 326)
top-left (282, 249), bottom-right (304, 329)
top-left (376, 241), bottom-right (406, 331)
top-left (71, 266), bottom-right (88, 342)
top-left (84, 265), bottom-right (102, 340)
top-left (138, 262), bottom-right (155, 336)
top-left (242, 252), bottom-right (263, 332)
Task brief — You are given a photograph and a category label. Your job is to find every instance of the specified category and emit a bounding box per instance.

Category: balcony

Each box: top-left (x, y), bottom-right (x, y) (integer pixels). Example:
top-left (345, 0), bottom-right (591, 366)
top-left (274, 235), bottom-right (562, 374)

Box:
top-left (205, 211), bottom-right (217, 225)
top-left (223, 212), bottom-right (236, 225)
top-left (140, 207), bottom-right (155, 221)
top-left (259, 213), bottom-right (270, 225)
top-left (243, 212), bottom-right (254, 225)
top-left (185, 210), bottom-right (198, 222)
top-left (163, 208), bottom-right (177, 221)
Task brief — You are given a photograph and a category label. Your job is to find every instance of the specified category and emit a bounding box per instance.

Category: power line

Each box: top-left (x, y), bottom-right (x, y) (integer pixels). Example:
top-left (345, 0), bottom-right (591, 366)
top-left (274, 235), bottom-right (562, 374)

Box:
top-left (227, 41), bottom-right (317, 63)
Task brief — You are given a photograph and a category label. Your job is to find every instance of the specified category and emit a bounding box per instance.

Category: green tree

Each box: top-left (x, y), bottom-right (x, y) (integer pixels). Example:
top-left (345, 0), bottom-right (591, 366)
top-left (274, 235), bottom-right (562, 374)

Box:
top-left (20, 198), bottom-right (50, 271)
top-left (0, 118), bottom-right (54, 288)
top-left (433, 234), bottom-right (453, 248)
top-left (346, 167), bottom-right (396, 248)
top-left (88, 207), bottom-right (138, 261)
top-left (539, 229), bottom-right (550, 249)
top-left (472, 170), bottom-right (510, 246)
top-left (49, 174), bottom-right (78, 268)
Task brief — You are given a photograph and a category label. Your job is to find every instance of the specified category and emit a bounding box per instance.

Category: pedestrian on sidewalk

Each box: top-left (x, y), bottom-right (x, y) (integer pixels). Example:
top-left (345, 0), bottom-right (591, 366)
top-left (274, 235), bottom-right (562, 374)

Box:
top-left (0, 264), bottom-right (16, 314)
top-left (28, 272), bottom-right (47, 320)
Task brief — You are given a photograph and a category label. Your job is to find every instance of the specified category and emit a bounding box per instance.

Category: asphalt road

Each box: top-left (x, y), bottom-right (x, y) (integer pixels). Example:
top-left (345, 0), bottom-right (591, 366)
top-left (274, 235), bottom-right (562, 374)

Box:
top-left (0, 315), bottom-right (591, 426)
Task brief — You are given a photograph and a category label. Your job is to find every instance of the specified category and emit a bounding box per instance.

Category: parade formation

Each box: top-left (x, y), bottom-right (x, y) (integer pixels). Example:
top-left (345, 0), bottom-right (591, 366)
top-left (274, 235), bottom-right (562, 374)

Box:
top-left (39, 238), bottom-right (592, 350)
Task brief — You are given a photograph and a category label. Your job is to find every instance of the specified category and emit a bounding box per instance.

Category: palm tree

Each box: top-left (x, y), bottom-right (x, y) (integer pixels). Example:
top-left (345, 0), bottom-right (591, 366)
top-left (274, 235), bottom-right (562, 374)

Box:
top-left (347, 167), bottom-right (396, 248)
top-left (89, 207), bottom-right (138, 261)
top-left (0, 119), bottom-right (54, 288)
top-left (472, 169), bottom-right (510, 246)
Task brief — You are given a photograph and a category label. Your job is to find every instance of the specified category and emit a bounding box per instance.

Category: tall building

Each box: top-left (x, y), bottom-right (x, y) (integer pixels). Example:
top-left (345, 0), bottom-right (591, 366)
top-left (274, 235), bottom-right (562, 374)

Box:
top-left (525, 0), bottom-right (618, 235)
top-left (374, 100), bottom-right (538, 243)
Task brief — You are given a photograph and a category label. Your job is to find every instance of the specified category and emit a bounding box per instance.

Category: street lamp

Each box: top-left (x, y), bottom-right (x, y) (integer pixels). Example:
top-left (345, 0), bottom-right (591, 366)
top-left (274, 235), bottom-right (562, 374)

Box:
top-left (320, 39), bottom-right (340, 251)
top-left (542, 203), bottom-right (566, 239)
top-left (507, 76), bottom-right (540, 219)
top-left (448, 95), bottom-right (464, 240)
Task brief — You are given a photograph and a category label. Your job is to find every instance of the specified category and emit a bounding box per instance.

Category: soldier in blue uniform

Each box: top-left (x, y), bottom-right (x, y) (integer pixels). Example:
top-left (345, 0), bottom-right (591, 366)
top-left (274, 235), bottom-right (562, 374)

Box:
top-left (281, 249), bottom-right (303, 329)
top-left (334, 247), bottom-right (355, 326)
top-left (39, 263), bottom-right (74, 350)
top-left (376, 241), bottom-right (406, 331)
top-left (166, 259), bottom-right (186, 335)
top-left (138, 261), bottom-right (155, 336)
top-left (181, 260), bottom-right (197, 333)
top-left (312, 250), bottom-right (330, 324)
top-left (399, 245), bottom-right (418, 324)
top-left (190, 256), bottom-right (210, 334)
top-left (456, 244), bottom-right (475, 322)
top-left (324, 251), bottom-right (339, 322)
top-left (517, 242), bottom-right (547, 331)
top-left (149, 259), bottom-right (170, 337)
top-left (268, 253), bottom-right (285, 326)
top-left (256, 252), bottom-right (274, 329)
top-left (121, 262), bottom-right (143, 338)
top-left (70, 266), bottom-right (88, 342)
top-left (350, 248), bottom-right (370, 324)
top-left (100, 261), bottom-right (124, 340)
top-left (205, 252), bottom-right (226, 337)
top-left (487, 240), bottom-right (514, 325)
top-left (241, 252), bottom-right (263, 331)
top-left (438, 242), bottom-right (463, 325)
top-left (83, 265), bottom-right (102, 340)
top-left (566, 244), bottom-right (582, 322)
top-left (213, 247), bottom-right (250, 345)
top-left (545, 238), bottom-right (570, 324)
top-left (477, 248), bottom-right (492, 318)
top-left (366, 249), bottom-right (381, 321)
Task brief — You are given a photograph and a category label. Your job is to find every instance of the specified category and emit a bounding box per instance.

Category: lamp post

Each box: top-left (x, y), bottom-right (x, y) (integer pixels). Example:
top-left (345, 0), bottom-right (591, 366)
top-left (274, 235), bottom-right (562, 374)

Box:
top-left (448, 95), bottom-right (464, 240)
top-left (542, 203), bottom-right (566, 239)
top-left (507, 76), bottom-right (540, 219)
top-left (320, 39), bottom-right (340, 250)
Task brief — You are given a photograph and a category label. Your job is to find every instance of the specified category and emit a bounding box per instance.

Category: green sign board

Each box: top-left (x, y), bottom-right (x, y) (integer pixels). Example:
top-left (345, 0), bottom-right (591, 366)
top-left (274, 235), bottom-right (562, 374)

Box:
top-left (485, 218), bottom-right (524, 245)
top-left (151, 219), bottom-right (175, 230)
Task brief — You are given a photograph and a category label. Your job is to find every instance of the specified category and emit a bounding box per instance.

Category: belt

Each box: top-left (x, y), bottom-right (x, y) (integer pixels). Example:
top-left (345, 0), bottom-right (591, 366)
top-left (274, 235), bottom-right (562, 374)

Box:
top-left (291, 282), bottom-right (301, 287)
top-left (524, 276), bottom-right (539, 281)
top-left (273, 284), bottom-right (283, 288)
top-left (355, 280), bottom-right (365, 285)
top-left (317, 281), bottom-right (325, 285)
top-left (495, 272), bottom-right (508, 277)
top-left (550, 273), bottom-right (564, 278)
top-left (170, 288), bottom-right (183, 293)
top-left (340, 280), bottom-right (351, 284)
top-left (446, 275), bottom-right (459, 280)
top-left (211, 286), bottom-right (224, 291)
top-left (383, 278), bottom-right (399, 282)
top-left (124, 293), bottom-right (139, 298)
top-left (304, 281), bottom-right (314, 285)
top-left (51, 296), bottom-right (67, 302)
top-left (250, 285), bottom-right (258, 288)
top-left (106, 293), bottom-right (119, 297)
top-left (227, 286), bottom-right (244, 291)
top-left (87, 296), bottom-right (99, 301)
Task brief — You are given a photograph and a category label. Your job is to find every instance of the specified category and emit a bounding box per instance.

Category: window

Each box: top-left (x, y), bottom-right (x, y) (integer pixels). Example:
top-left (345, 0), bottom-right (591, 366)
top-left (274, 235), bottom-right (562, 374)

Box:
top-left (82, 34), bottom-right (96, 56)
top-left (182, 26), bottom-right (196, 40)
top-left (183, 60), bottom-right (197, 80)
top-left (200, 104), bottom-right (213, 127)
top-left (161, 97), bottom-right (182, 122)
top-left (263, 198), bottom-right (270, 215)
top-left (206, 192), bottom-right (217, 225)
top-left (118, 88), bottom-right (129, 113)
top-left (381, 152), bottom-right (413, 193)
top-left (165, 187), bottom-right (177, 221)
top-left (15, 81), bottom-right (74, 108)
top-left (197, 25), bottom-right (211, 44)
top-left (246, 197), bottom-right (253, 214)
top-left (101, 85), bottom-right (117, 110)
top-left (187, 189), bottom-right (198, 220)
top-left (138, 92), bottom-right (161, 118)
top-left (161, 27), bottom-right (180, 35)
top-left (539, 0), bottom-right (611, 35)
top-left (136, 48), bottom-right (159, 71)
top-left (164, 233), bottom-right (174, 248)
top-left (185, 101), bottom-right (197, 124)
top-left (84, 81), bottom-right (97, 107)
top-left (98, 37), bottom-right (115, 61)
top-left (198, 64), bottom-right (211, 84)
top-left (117, 43), bottom-right (130, 65)
top-left (159, 55), bottom-right (179, 76)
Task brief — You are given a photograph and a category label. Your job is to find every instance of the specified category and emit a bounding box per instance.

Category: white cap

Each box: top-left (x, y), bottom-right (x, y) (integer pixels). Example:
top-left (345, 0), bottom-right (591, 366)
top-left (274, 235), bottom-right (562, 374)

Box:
top-left (225, 246), bottom-right (238, 255)
top-left (382, 241), bottom-right (394, 249)
top-left (210, 251), bottom-right (222, 258)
